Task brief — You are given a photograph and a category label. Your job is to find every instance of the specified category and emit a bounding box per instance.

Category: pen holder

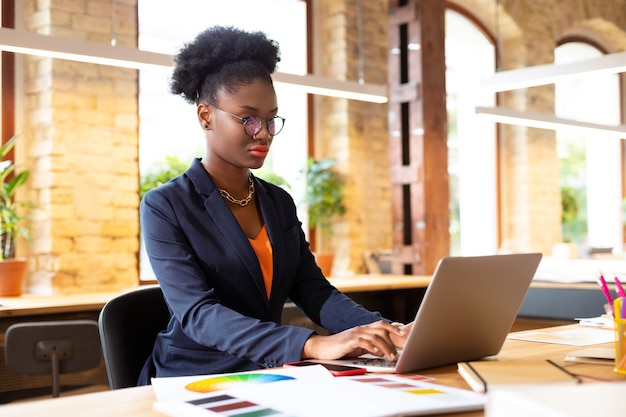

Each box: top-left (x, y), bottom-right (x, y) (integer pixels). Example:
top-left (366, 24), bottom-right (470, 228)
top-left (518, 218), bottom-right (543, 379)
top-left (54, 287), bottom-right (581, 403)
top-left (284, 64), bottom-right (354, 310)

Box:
top-left (613, 298), bottom-right (626, 374)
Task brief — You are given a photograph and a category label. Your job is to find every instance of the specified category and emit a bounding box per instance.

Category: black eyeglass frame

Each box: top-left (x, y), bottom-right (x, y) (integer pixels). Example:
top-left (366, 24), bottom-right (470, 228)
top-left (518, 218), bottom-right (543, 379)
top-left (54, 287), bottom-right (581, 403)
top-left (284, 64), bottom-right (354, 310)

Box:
top-left (207, 104), bottom-right (286, 137)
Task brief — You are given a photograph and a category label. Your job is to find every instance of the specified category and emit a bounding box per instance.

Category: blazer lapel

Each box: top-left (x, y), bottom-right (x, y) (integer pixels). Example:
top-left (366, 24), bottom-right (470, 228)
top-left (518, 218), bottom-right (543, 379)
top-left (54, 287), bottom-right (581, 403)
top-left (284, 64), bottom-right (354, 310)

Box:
top-left (186, 160), bottom-right (267, 301)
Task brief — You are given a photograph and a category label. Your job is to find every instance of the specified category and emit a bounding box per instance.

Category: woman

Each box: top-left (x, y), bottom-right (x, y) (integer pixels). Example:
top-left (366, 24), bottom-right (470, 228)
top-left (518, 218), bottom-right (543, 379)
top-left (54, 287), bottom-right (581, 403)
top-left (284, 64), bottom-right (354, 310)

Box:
top-left (138, 26), bottom-right (408, 384)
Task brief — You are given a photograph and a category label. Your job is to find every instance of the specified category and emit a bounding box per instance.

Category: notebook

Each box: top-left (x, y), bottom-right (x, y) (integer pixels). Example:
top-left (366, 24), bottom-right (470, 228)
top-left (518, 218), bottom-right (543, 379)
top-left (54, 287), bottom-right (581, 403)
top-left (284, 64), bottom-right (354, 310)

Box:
top-left (327, 253), bottom-right (542, 373)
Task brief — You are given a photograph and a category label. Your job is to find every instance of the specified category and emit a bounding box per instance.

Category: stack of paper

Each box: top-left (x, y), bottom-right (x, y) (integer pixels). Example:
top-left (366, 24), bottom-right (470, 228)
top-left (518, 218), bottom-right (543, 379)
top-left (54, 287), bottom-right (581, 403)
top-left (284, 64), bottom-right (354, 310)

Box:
top-left (507, 326), bottom-right (614, 346)
top-left (564, 347), bottom-right (614, 365)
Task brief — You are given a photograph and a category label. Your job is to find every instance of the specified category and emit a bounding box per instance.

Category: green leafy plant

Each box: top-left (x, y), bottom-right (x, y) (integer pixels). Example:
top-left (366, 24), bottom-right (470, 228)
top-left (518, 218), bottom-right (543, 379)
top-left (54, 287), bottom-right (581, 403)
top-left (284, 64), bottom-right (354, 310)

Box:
top-left (561, 185), bottom-right (579, 243)
top-left (302, 157), bottom-right (346, 234)
top-left (139, 156), bottom-right (189, 198)
top-left (253, 168), bottom-right (291, 191)
top-left (0, 134), bottom-right (34, 260)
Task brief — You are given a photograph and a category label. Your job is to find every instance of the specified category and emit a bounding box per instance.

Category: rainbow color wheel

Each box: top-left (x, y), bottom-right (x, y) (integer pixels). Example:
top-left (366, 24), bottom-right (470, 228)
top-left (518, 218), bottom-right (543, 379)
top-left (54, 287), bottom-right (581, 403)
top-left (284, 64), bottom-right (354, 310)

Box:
top-left (185, 373), bottom-right (295, 393)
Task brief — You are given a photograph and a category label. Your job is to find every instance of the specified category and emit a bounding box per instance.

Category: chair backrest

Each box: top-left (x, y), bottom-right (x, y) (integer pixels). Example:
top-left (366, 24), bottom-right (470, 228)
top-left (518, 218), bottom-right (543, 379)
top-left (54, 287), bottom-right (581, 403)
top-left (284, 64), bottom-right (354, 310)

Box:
top-left (98, 285), bottom-right (170, 389)
top-left (4, 319), bottom-right (101, 398)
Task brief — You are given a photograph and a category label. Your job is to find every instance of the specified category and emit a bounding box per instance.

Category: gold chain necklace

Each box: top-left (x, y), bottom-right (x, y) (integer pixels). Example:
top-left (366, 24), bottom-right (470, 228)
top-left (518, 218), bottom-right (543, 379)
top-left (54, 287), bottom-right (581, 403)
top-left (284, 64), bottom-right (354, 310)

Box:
top-left (218, 175), bottom-right (255, 207)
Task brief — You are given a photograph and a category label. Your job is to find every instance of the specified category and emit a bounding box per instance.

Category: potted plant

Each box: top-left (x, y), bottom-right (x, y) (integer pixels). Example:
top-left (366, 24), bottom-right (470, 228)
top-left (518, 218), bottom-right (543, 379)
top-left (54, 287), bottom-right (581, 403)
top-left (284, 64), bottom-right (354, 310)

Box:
top-left (302, 157), bottom-right (346, 276)
top-left (0, 134), bottom-right (34, 296)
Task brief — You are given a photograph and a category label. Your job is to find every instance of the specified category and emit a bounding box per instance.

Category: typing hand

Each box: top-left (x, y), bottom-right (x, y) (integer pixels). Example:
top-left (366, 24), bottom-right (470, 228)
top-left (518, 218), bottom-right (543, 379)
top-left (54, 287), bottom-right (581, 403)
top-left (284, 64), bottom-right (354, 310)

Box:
top-left (302, 320), bottom-right (406, 361)
top-left (389, 321), bottom-right (412, 349)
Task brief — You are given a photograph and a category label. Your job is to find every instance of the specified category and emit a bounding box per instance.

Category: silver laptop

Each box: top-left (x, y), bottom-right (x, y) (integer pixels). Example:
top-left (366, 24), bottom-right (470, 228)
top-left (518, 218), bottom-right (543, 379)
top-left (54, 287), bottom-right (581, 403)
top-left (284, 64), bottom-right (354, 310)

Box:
top-left (328, 253), bottom-right (542, 373)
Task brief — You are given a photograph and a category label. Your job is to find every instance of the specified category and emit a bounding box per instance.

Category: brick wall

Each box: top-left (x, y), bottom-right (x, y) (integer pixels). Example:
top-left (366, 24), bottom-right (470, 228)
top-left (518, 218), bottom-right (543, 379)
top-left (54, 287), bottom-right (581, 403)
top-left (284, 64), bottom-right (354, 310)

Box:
top-left (21, 0), bottom-right (139, 293)
top-left (314, 0), bottom-right (391, 274)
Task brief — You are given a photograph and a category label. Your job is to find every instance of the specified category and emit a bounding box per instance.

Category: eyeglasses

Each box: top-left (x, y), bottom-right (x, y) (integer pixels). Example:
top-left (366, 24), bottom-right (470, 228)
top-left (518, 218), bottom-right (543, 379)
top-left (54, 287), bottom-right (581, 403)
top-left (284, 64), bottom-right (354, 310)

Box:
top-left (210, 104), bottom-right (286, 137)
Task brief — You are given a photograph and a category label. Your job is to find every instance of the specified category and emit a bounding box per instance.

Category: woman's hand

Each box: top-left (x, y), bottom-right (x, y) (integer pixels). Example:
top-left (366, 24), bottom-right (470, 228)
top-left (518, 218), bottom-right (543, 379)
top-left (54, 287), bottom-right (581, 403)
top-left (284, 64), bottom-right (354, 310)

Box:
top-left (302, 320), bottom-right (407, 361)
top-left (389, 321), bottom-right (412, 349)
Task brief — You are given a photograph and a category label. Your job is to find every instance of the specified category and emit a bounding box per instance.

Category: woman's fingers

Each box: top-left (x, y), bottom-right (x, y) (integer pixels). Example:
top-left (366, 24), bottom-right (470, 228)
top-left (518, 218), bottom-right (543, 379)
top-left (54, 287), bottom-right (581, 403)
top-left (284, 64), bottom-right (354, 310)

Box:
top-left (302, 321), bottom-right (405, 361)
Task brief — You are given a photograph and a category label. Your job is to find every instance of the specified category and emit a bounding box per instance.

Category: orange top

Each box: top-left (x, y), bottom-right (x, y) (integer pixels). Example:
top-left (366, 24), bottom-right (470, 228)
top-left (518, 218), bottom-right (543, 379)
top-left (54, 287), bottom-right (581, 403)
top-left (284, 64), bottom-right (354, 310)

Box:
top-left (248, 225), bottom-right (273, 298)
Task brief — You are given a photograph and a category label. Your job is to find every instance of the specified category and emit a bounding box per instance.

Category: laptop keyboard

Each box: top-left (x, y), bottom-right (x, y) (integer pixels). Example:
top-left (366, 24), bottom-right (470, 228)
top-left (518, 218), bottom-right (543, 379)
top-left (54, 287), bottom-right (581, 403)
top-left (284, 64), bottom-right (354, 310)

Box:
top-left (348, 358), bottom-right (397, 368)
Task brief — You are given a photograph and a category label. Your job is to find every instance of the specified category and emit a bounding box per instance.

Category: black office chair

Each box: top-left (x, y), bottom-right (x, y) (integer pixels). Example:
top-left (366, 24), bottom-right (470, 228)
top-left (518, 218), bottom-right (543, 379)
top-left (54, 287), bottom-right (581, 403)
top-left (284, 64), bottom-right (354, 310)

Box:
top-left (4, 320), bottom-right (102, 399)
top-left (98, 285), bottom-right (170, 389)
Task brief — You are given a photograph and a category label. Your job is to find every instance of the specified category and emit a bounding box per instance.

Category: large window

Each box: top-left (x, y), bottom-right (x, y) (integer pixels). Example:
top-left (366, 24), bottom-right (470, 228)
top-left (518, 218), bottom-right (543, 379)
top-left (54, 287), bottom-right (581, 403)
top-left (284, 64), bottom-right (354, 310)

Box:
top-left (445, 13), bottom-right (624, 259)
top-left (555, 42), bottom-right (622, 252)
top-left (445, 9), bottom-right (498, 256)
top-left (137, 0), bottom-right (308, 279)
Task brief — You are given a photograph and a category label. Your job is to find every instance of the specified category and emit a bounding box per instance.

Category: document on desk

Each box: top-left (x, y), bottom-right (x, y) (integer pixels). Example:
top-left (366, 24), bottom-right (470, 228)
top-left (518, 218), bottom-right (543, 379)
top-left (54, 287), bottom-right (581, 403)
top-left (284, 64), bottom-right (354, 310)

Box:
top-left (507, 326), bottom-right (614, 346)
top-left (151, 366), bottom-right (486, 417)
top-left (563, 347), bottom-right (614, 364)
top-left (576, 315), bottom-right (613, 329)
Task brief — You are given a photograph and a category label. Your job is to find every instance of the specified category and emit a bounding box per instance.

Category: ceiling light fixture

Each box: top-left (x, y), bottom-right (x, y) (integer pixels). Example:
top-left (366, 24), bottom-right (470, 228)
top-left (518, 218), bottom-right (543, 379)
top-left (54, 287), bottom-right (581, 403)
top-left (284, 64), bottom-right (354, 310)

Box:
top-left (0, 27), bottom-right (388, 103)
top-left (0, 27), bottom-right (172, 69)
top-left (272, 72), bottom-right (388, 103)
top-left (479, 51), bottom-right (626, 92)
top-left (475, 106), bottom-right (626, 136)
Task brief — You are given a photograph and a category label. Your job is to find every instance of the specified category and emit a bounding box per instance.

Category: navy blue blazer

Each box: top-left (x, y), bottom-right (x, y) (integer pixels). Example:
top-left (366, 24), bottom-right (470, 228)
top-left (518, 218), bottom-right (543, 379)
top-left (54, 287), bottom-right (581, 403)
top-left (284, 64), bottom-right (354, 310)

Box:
top-left (138, 158), bottom-right (384, 383)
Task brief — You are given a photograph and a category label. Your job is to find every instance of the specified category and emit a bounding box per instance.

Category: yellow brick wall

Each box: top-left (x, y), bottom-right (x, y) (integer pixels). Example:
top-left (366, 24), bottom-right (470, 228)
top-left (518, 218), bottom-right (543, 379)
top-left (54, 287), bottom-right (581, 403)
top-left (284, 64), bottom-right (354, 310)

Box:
top-left (313, 0), bottom-right (391, 274)
top-left (21, 0), bottom-right (139, 293)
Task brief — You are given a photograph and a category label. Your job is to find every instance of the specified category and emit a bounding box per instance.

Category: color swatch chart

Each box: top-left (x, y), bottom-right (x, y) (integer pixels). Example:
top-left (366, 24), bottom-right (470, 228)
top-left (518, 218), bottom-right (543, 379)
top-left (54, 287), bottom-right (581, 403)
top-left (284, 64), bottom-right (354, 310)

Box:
top-left (182, 373), bottom-right (296, 417)
top-left (185, 391), bottom-right (294, 417)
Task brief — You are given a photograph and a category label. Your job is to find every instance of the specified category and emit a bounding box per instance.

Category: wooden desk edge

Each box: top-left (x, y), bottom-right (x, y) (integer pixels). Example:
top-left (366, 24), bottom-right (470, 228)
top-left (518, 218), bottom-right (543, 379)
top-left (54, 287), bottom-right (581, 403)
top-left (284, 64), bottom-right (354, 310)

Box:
top-left (328, 274), bottom-right (431, 292)
top-left (0, 275), bottom-right (432, 318)
top-left (1, 276), bottom-right (605, 318)
top-left (0, 292), bottom-right (122, 318)
top-left (0, 385), bottom-right (158, 416)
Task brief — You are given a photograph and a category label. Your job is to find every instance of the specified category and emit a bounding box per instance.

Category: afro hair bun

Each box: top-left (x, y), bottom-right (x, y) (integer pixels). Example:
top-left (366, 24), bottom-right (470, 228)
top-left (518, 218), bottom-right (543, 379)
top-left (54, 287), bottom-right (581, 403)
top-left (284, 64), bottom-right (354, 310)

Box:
top-left (170, 26), bottom-right (281, 104)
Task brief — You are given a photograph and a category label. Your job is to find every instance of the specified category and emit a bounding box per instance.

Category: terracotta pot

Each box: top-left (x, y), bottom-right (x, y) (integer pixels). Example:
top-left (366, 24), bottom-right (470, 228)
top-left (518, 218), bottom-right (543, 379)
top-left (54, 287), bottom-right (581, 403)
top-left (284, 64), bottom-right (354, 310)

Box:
top-left (313, 252), bottom-right (334, 277)
top-left (0, 258), bottom-right (27, 296)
